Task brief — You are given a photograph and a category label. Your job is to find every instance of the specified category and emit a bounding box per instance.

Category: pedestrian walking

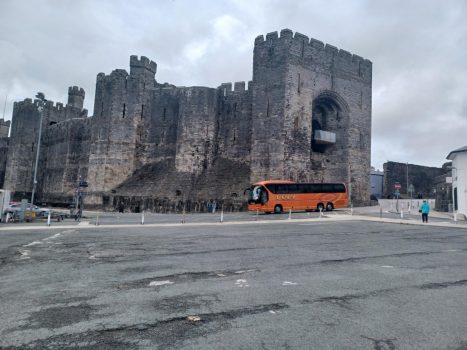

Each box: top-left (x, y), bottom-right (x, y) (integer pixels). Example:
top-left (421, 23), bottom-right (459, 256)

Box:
top-left (420, 200), bottom-right (430, 223)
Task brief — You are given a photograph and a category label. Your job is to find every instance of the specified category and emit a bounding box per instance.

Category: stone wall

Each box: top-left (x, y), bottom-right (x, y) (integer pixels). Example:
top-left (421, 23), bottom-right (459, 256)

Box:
top-left (250, 29), bottom-right (372, 205)
top-left (383, 161), bottom-right (445, 198)
top-left (4, 89), bottom-right (88, 201)
top-left (2, 29), bottom-right (373, 209)
top-left (40, 117), bottom-right (91, 204)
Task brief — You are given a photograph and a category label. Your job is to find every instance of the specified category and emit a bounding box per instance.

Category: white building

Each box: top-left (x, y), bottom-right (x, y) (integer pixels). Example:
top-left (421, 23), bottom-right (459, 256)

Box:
top-left (447, 146), bottom-right (467, 219)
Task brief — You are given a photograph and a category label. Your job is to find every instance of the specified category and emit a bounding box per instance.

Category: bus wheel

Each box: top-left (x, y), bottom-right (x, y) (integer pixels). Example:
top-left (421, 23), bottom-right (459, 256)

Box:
top-left (274, 205), bottom-right (283, 214)
top-left (317, 203), bottom-right (324, 212)
top-left (326, 203), bottom-right (334, 211)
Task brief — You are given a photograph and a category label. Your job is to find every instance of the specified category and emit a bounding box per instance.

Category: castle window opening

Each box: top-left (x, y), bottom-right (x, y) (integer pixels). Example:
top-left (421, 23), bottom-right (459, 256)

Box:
top-left (163, 107), bottom-right (166, 121)
top-left (175, 190), bottom-right (182, 196)
top-left (122, 103), bottom-right (126, 118)
top-left (266, 99), bottom-right (270, 118)
top-left (297, 73), bottom-right (301, 93)
top-left (141, 104), bottom-right (144, 119)
top-left (101, 102), bottom-right (104, 116)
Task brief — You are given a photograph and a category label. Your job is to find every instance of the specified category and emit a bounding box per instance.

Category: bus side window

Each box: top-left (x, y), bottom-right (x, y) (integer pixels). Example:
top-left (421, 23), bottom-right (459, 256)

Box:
top-left (333, 184), bottom-right (346, 193)
top-left (266, 184), bottom-right (277, 194)
top-left (322, 184), bottom-right (332, 193)
top-left (277, 184), bottom-right (288, 194)
top-left (298, 184), bottom-right (308, 193)
top-left (310, 184), bottom-right (319, 193)
top-left (288, 184), bottom-right (298, 193)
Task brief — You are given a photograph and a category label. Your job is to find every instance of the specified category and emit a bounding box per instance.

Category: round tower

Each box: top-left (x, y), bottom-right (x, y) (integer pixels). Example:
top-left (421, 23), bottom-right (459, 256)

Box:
top-left (67, 86), bottom-right (85, 110)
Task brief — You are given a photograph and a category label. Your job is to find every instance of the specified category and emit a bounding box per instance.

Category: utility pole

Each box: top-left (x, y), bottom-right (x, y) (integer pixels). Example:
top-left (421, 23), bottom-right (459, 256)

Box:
top-left (31, 92), bottom-right (46, 206)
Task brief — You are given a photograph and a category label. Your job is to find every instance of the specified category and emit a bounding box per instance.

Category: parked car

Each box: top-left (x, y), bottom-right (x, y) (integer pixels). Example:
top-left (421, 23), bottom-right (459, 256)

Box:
top-left (3, 203), bottom-right (50, 217)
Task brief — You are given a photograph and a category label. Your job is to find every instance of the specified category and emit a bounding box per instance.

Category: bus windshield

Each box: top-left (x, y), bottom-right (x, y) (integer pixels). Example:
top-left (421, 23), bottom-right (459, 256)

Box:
top-left (246, 185), bottom-right (268, 204)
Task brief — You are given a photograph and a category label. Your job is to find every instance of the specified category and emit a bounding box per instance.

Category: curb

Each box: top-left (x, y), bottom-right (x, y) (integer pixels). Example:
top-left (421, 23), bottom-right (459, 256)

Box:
top-left (0, 214), bottom-right (466, 232)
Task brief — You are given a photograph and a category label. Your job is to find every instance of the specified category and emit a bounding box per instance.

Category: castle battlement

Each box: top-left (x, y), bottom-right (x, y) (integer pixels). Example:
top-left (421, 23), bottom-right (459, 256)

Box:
top-left (3, 29), bottom-right (372, 208)
top-left (218, 81), bottom-right (250, 96)
top-left (68, 86), bottom-right (85, 97)
top-left (254, 28), bottom-right (372, 78)
top-left (130, 55), bottom-right (157, 74)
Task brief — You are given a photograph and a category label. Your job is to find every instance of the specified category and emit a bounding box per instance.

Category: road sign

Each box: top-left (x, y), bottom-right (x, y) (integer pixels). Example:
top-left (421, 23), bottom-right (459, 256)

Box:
top-left (394, 182), bottom-right (401, 190)
top-left (408, 184), bottom-right (414, 193)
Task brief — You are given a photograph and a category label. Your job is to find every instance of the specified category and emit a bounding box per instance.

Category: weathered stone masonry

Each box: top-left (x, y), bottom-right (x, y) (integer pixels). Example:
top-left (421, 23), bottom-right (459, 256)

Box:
top-left (2, 29), bottom-right (372, 210)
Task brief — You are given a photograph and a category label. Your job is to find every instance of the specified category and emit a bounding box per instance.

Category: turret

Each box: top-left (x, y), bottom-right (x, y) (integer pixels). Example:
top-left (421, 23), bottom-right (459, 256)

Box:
top-left (130, 55), bottom-right (157, 78)
top-left (67, 86), bottom-right (85, 110)
top-left (0, 118), bottom-right (10, 138)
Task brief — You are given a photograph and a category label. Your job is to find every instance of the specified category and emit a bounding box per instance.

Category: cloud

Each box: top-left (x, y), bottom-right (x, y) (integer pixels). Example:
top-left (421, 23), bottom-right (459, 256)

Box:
top-left (0, 0), bottom-right (466, 170)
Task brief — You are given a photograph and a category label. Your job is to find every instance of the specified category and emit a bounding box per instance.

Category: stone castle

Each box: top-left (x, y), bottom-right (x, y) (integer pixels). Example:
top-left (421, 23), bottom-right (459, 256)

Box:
top-left (0, 29), bottom-right (372, 211)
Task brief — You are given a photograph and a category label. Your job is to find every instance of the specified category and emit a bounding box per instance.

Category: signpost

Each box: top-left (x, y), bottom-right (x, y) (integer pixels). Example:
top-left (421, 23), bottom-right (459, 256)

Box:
top-left (408, 184), bottom-right (415, 198)
top-left (394, 182), bottom-right (401, 212)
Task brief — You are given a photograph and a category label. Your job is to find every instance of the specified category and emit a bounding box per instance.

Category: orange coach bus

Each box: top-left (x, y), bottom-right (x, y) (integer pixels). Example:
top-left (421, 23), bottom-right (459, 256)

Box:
top-left (246, 180), bottom-right (348, 214)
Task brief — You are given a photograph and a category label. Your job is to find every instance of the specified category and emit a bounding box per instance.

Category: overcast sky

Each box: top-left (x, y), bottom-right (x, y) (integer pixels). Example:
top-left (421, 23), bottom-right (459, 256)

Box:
top-left (1, 0), bottom-right (466, 170)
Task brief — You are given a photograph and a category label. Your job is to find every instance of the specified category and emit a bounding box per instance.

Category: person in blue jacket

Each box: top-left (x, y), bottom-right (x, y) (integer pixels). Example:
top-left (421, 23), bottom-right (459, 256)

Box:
top-left (420, 200), bottom-right (430, 223)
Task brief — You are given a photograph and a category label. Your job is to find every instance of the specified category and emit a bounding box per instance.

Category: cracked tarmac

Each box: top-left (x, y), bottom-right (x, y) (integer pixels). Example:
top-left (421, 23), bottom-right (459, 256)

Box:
top-left (1, 220), bottom-right (467, 349)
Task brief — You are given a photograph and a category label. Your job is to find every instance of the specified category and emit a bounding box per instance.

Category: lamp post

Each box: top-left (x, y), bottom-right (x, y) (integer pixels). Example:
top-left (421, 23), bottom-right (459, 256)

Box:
top-left (31, 92), bottom-right (46, 206)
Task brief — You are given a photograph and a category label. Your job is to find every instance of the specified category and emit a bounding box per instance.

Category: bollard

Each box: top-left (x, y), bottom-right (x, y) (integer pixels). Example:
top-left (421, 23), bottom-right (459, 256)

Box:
top-left (319, 208), bottom-right (323, 218)
top-left (220, 210), bottom-right (224, 223)
top-left (96, 215), bottom-right (99, 226)
top-left (288, 209), bottom-right (292, 220)
top-left (47, 211), bottom-right (51, 227)
top-left (182, 207), bottom-right (186, 224)
top-left (141, 211), bottom-right (145, 225)
top-left (256, 209), bottom-right (259, 221)
top-left (400, 210), bottom-right (404, 219)
top-left (350, 204), bottom-right (353, 216)
top-left (454, 211), bottom-right (457, 222)
top-left (379, 205), bottom-right (382, 218)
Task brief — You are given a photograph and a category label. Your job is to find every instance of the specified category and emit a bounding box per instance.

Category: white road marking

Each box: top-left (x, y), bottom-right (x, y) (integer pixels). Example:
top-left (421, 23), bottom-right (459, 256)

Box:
top-left (23, 241), bottom-right (42, 247)
top-left (148, 280), bottom-right (174, 287)
top-left (269, 310), bottom-right (276, 314)
top-left (43, 233), bottom-right (61, 241)
top-left (282, 281), bottom-right (298, 286)
top-left (444, 249), bottom-right (459, 252)
top-left (381, 265), bottom-right (394, 268)
top-left (234, 270), bottom-right (246, 274)
top-left (18, 250), bottom-right (31, 259)
top-left (235, 279), bottom-right (249, 287)
top-left (217, 273), bottom-right (226, 277)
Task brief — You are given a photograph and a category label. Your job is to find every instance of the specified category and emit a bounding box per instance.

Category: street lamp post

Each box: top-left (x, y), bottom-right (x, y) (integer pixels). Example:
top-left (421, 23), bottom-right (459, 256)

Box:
top-left (31, 92), bottom-right (46, 206)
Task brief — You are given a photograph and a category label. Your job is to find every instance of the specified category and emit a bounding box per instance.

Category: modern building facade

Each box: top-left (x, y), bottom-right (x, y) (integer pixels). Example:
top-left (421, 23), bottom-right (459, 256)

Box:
top-left (447, 146), bottom-right (467, 219)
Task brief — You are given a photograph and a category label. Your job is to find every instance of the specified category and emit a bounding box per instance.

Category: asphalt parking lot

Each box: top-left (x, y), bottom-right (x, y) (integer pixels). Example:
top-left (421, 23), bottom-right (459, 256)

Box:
top-left (1, 219), bottom-right (467, 349)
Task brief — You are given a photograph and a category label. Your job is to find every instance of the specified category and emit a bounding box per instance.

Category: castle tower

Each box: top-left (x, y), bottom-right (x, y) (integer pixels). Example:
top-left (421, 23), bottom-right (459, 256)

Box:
top-left (250, 29), bottom-right (372, 205)
top-left (0, 118), bottom-right (10, 138)
top-left (67, 86), bottom-right (85, 110)
top-left (87, 56), bottom-right (157, 205)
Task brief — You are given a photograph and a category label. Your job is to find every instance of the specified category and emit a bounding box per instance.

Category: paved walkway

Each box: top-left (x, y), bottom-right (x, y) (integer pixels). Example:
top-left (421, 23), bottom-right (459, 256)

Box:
top-left (1, 211), bottom-right (466, 231)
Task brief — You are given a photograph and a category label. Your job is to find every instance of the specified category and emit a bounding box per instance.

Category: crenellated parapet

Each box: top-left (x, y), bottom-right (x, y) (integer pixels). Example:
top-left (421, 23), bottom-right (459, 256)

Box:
top-left (218, 81), bottom-right (251, 97)
top-left (130, 55), bottom-right (157, 76)
top-left (67, 86), bottom-right (85, 110)
top-left (254, 28), bottom-right (372, 81)
top-left (68, 86), bottom-right (85, 98)
top-left (0, 118), bottom-right (10, 138)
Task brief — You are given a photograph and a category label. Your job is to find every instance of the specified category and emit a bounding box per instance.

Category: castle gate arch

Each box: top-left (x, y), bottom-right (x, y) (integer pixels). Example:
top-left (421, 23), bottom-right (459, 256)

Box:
top-left (311, 91), bottom-right (350, 153)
